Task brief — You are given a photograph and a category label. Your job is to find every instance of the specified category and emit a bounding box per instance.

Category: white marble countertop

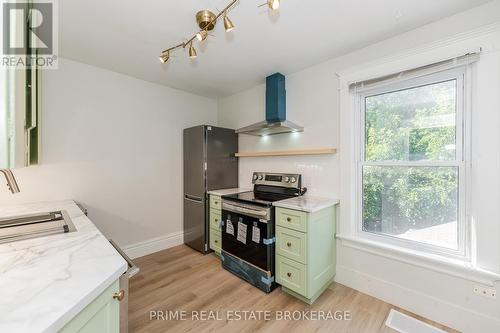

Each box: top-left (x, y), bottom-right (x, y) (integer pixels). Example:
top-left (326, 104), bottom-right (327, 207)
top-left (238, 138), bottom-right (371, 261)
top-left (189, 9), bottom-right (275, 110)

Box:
top-left (0, 200), bottom-right (127, 333)
top-left (208, 188), bottom-right (252, 196)
top-left (273, 196), bottom-right (340, 213)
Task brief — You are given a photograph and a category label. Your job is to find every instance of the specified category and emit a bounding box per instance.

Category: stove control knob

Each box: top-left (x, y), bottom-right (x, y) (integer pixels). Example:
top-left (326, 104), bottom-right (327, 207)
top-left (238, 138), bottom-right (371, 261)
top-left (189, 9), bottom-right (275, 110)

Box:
top-left (290, 177), bottom-right (297, 183)
top-left (258, 174), bottom-right (263, 180)
top-left (253, 174), bottom-right (258, 181)
top-left (284, 176), bottom-right (290, 183)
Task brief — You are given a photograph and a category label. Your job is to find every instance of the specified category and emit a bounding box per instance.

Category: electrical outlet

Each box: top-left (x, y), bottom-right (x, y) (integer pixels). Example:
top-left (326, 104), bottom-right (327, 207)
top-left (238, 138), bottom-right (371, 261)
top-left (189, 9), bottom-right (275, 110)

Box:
top-left (473, 285), bottom-right (497, 299)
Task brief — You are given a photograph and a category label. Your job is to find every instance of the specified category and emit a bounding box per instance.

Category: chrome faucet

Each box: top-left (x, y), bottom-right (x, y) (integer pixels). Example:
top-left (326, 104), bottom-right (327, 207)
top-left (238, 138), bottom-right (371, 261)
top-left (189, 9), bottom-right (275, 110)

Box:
top-left (0, 169), bottom-right (20, 194)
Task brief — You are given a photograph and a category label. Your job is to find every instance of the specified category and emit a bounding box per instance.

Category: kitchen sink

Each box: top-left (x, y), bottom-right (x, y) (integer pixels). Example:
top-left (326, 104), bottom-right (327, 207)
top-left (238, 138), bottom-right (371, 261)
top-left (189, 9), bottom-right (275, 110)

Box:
top-left (0, 210), bottom-right (76, 244)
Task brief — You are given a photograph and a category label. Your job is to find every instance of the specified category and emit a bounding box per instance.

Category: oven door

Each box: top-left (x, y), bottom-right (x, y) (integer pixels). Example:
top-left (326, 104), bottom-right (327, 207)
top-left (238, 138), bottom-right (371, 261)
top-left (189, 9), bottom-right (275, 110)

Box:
top-left (222, 200), bottom-right (274, 272)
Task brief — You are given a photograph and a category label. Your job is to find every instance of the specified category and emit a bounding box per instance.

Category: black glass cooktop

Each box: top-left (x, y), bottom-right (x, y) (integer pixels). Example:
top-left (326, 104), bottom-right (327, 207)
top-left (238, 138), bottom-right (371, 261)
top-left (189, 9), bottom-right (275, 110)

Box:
top-left (222, 191), bottom-right (295, 206)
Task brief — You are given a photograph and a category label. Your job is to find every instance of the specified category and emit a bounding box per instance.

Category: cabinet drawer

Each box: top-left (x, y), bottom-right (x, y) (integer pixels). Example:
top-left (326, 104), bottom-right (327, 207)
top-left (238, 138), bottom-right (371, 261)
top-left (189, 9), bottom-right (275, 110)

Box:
top-left (276, 255), bottom-right (307, 296)
top-left (276, 208), bottom-right (308, 232)
top-left (210, 209), bottom-right (222, 230)
top-left (276, 227), bottom-right (307, 264)
top-left (210, 195), bottom-right (222, 210)
top-left (210, 228), bottom-right (221, 254)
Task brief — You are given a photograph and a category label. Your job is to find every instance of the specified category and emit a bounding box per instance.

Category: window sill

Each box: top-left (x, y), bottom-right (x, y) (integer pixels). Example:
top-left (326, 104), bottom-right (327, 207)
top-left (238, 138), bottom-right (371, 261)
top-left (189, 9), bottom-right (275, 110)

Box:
top-left (336, 233), bottom-right (500, 286)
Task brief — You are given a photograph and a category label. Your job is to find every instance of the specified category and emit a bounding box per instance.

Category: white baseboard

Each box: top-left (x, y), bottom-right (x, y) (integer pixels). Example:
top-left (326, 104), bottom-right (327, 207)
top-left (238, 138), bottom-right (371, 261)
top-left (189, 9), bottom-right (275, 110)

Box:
top-left (334, 265), bottom-right (500, 333)
top-left (123, 231), bottom-right (184, 259)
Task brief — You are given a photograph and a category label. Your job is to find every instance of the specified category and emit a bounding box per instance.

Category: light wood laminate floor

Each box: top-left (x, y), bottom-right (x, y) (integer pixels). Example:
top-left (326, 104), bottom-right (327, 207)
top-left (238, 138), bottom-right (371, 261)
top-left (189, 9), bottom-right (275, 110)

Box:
top-left (129, 245), bottom-right (458, 333)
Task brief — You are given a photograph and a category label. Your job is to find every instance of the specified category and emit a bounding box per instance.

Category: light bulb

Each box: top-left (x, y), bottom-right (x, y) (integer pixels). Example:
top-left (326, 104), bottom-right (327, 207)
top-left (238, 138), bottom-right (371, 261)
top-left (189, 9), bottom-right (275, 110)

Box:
top-left (268, 0), bottom-right (280, 10)
top-left (196, 30), bottom-right (208, 42)
top-left (159, 50), bottom-right (170, 63)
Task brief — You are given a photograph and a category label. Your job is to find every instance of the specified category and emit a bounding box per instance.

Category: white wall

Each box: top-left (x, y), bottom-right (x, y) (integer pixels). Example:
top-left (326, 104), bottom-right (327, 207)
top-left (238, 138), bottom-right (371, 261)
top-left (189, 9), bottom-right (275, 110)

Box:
top-left (218, 2), bottom-right (500, 332)
top-left (218, 70), bottom-right (339, 197)
top-left (0, 58), bottom-right (218, 252)
top-left (0, 69), bottom-right (7, 167)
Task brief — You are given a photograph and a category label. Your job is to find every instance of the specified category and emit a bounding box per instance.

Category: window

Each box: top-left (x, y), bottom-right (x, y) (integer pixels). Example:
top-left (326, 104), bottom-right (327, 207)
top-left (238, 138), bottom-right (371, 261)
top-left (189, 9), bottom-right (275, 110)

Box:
top-left (0, 6), bottom-right (40, 168)
top-left (357, 67), bottom-right (467, 258)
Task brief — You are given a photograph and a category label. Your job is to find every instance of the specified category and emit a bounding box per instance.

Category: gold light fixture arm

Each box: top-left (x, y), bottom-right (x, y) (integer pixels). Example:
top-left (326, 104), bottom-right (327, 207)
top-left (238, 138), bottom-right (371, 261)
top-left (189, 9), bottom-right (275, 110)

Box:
top-left (161, 42), bottom-right (186, 55)
top-left (160, 0), bottom-right (239, 61)
top-left (159, 0), bottom-right (281, 63)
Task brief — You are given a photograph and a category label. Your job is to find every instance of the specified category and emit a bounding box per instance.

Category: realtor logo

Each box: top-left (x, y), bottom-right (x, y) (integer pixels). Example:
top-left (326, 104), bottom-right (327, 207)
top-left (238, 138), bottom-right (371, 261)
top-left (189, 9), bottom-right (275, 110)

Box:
top-left (1, 0), bottom-right (58, 68)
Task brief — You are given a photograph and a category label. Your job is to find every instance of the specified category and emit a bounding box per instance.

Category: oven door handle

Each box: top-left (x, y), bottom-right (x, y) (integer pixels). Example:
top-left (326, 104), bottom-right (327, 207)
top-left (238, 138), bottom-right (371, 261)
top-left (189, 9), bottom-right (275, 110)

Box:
top-left (109, 239), bottom-right (140, 278)
top-left (222, 202), bottom-right (269, 219)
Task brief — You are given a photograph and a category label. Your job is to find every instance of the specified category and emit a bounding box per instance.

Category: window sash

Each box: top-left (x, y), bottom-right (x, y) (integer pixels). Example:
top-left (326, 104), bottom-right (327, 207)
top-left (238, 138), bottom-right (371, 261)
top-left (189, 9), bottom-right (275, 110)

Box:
top-left (349, 51), bottom-right (479, 93)
top-left (363, 161), bottom-right (462, 167)
top-left (356, 67), bottom-right (468, 259)
top-left (360, 68), bottom-right (465, 164)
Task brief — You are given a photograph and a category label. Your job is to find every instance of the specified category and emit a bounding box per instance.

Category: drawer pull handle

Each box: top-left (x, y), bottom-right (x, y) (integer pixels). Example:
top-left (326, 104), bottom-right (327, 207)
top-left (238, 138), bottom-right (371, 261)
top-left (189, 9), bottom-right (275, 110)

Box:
top-left (287, 272), bottom-right (292, 278)
top-left (113, 290), bottom-right (125, 301)
top-left (215, 201), bottom-right (218, 205)
top-left (286, 217), bottom-right (292, 222)
top-left (215, 240), bottom-right (218, 244)
top-left (286, 242), bottom-right (291, 247)
top-left (215, 218), bottom-right (218, 222)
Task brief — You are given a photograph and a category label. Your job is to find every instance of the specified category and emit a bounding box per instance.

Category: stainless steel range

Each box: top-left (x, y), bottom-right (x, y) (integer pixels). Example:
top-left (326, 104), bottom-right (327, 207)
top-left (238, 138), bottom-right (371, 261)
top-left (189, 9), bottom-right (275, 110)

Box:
top-left (221, 172), bottom-right (305, 293)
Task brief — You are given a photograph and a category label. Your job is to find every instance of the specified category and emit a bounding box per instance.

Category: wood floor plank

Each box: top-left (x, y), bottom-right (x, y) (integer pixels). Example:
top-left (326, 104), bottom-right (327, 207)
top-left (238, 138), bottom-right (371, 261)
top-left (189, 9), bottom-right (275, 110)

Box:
top-left (129, 245), bottom-right (459, 333)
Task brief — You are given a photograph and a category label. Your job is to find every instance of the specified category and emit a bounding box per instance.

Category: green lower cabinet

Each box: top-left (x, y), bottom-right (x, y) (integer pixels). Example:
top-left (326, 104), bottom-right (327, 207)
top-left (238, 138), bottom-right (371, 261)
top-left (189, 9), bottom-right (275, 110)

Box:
top-left (276, 226), bottom-right (307, 264)
top-left (276, 205), bottom-right (336, 304)
top-left (276, 255), bottom-right (307, 296)
top-left (210, 195), bottom-right (222, 210)
top-left (60, 280), bottom-right (120, 333)
top-left (210, 228), bottom-right (221, 254)
top-left (209, 195), bottom-right (222, 255)
top-left (210, 209), bottom-right (222, 230)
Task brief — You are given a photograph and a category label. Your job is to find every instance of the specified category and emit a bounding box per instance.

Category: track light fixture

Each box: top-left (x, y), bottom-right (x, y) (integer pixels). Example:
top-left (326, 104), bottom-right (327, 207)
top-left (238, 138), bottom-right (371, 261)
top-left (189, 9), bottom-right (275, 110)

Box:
top-left (159, 0), bottom-right (283, 64)
top-left (223, 14), bottom-right (235, 32)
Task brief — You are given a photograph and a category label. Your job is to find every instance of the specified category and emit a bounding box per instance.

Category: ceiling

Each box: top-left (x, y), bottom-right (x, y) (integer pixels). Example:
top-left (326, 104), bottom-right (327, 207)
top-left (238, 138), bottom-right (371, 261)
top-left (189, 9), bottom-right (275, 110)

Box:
top-left (59, 0), bottom-right (491, 98)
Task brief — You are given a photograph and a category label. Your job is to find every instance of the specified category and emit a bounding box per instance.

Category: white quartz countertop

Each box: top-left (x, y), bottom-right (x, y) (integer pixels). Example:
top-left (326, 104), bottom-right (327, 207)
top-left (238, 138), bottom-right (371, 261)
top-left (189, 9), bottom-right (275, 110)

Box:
top-left (0, 200), bottom-right (127, 333)
top-left (208, 188), bottom-right (252, 196)
top-left (273, 196), bottom-right (340, 213)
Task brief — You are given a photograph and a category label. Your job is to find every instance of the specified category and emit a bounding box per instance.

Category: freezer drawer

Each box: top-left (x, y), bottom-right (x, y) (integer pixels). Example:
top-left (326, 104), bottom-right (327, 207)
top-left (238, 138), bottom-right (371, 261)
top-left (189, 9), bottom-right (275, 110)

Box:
top-left (183, 196), bottom-right (207, 253)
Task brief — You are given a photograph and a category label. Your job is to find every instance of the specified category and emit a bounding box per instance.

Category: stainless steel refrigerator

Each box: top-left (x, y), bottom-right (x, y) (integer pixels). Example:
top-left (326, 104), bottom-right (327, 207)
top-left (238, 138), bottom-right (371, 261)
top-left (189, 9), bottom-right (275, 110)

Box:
top-left (183, 125), bottom-right (238, 254)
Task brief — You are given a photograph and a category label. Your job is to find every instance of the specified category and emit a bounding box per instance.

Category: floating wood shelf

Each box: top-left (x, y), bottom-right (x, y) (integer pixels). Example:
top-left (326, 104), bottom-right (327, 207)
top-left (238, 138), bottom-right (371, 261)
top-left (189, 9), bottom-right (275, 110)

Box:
top-left (235, 148), bottom-right (337, 157)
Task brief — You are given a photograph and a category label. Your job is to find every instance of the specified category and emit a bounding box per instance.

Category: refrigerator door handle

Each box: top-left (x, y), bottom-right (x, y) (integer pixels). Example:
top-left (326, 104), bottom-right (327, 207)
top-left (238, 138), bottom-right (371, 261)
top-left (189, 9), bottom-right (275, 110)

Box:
top-left (185, 194), bottom-right (204, 203)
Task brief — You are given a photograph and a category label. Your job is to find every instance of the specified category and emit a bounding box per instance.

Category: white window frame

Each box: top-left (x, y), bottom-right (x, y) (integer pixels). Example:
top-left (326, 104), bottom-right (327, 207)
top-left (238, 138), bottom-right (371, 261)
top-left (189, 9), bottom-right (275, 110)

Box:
top-left (354, 66), bottom-right (470, 260)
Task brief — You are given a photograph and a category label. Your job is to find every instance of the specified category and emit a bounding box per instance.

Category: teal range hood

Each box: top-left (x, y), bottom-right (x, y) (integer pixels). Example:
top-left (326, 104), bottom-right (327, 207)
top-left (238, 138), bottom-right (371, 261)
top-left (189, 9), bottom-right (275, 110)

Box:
top-left (236, 73), bottom-right (304, 136)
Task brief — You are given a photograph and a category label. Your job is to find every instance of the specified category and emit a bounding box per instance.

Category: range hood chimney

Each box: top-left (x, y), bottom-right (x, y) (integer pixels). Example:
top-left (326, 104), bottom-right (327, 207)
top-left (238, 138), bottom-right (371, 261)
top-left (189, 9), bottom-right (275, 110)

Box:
top-left (236, 73), bottom-right (304, 136)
